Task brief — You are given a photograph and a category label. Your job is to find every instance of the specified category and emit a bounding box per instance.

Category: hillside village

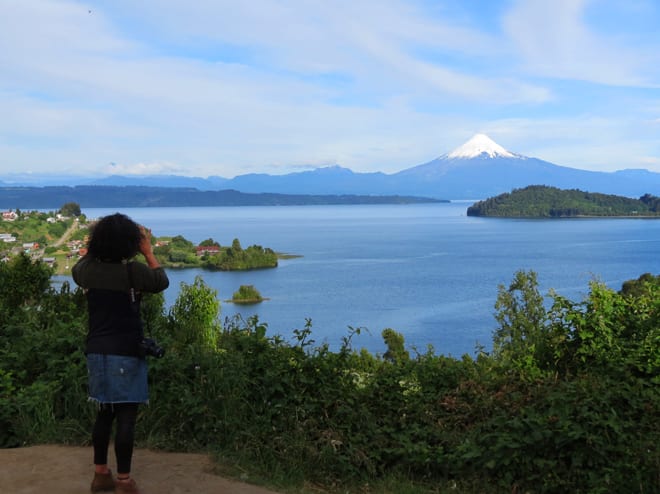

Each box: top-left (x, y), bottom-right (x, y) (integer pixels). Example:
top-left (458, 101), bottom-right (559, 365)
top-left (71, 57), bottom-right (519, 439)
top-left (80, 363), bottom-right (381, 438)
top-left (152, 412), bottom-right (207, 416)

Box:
top-left (0, 208), bottom-right (86, 272)
top-left (1, 206), bottom-right (282, 274)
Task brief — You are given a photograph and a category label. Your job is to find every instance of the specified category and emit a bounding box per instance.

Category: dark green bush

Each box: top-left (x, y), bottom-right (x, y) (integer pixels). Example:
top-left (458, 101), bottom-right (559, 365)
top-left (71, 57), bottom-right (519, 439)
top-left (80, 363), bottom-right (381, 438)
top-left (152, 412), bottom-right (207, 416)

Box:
top-left (1, 257), bottom-right (658, 493)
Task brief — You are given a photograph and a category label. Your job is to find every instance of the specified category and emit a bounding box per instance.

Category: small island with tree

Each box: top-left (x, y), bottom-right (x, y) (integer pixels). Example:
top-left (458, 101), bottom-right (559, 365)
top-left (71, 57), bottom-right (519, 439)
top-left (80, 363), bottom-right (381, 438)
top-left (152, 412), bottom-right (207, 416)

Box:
top-left (228, 284), bottom-right (267, 304)
top-left (467, 185), bottom-right (660, 218)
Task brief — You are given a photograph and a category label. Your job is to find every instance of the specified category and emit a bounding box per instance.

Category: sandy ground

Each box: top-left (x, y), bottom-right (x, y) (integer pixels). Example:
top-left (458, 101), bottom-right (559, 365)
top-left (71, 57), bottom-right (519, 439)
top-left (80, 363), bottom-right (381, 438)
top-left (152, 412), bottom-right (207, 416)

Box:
top-left (0, 445), bottom-right (282, 494)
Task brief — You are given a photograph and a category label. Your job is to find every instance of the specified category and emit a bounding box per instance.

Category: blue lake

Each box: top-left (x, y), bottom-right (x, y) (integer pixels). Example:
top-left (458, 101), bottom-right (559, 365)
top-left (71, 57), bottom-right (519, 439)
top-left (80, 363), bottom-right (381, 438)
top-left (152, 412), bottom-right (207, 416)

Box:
top-left (77, 203), bottom-right (660, 357)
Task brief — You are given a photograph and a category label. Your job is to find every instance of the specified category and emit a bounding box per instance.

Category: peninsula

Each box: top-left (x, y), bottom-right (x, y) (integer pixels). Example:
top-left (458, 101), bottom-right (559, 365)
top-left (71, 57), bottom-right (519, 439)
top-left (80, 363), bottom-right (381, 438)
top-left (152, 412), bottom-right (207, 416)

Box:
top-left (0, 204), bottom-right (288, 275)
top-left (0, 185), bottom-right (446, 209)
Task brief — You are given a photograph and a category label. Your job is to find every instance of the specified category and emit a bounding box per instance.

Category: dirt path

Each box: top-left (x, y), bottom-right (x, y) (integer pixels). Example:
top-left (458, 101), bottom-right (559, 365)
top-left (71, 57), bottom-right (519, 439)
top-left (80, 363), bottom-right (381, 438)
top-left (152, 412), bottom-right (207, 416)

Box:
top-left (0, 445), bottom-right (283, 494)
top-left (52, 219), bottom-right (78, 247)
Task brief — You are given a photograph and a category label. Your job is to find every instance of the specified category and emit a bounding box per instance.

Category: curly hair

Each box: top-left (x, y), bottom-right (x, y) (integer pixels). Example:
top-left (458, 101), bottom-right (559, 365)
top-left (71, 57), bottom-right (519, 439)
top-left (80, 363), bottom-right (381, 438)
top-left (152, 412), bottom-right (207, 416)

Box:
top-left (87, 213), bottom-right (142, 262)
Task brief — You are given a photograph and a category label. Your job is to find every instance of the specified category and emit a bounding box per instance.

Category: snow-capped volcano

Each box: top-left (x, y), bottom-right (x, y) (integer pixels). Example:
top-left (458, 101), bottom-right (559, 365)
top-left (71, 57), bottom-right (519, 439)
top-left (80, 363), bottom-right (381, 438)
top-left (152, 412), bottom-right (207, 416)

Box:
top-left (446, 133), bottom-right (516, 159)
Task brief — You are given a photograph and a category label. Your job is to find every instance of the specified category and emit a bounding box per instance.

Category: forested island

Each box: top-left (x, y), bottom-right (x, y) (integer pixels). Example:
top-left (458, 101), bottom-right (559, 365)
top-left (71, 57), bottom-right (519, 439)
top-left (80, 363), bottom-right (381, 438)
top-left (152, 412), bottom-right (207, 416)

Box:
top-left (467, 185), bottom-right (660, 218)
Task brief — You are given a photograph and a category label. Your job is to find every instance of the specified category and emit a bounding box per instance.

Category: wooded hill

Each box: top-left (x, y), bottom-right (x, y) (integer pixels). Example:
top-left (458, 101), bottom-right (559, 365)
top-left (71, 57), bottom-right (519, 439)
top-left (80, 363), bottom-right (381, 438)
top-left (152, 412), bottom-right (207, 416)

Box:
top-left (0, 185), bottom-right (444, 208)
top-left (467, 185), bottom-right (660, 218)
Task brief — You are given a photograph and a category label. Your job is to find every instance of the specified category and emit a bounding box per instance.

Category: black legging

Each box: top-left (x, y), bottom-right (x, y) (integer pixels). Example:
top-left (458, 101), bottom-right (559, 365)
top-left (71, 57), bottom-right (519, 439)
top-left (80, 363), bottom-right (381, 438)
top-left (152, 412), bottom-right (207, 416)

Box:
top-left (92, 403), bottom-right (139, 474)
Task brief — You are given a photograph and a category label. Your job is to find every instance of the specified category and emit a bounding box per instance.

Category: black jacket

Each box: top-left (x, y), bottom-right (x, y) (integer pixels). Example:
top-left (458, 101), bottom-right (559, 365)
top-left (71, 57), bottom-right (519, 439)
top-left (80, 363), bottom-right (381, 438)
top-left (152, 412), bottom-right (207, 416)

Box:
top-left (72, 256), bottom-right (169, 356)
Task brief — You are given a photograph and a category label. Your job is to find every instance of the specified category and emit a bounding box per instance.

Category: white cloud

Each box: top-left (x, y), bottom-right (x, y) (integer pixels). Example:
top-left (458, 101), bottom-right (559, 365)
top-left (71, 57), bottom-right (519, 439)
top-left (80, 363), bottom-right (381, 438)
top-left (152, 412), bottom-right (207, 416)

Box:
top-left (0, 0), bottom-right (658, 178)
top-left (103, 161), bottom-right (184, 175)
top-left (503, 0), bottom-right (660, 87)
top-left (640, 156), bottom-right (660, 170)
top-left (480, 115), bottom-right (660, 173)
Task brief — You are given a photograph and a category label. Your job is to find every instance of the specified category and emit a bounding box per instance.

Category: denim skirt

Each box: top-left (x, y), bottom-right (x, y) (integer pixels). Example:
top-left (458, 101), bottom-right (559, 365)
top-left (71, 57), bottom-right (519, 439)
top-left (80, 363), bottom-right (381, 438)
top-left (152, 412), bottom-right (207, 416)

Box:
top-left (87, 353), bottom-right (149, 404)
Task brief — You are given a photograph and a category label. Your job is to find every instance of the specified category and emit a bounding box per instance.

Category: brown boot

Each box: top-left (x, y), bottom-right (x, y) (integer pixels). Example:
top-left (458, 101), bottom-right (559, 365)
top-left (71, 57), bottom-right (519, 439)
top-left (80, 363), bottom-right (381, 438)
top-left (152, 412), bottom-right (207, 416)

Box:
top-left (114, 477), bottom-right (141, 494)
top-left (91, 470), bottom-right (115, 492)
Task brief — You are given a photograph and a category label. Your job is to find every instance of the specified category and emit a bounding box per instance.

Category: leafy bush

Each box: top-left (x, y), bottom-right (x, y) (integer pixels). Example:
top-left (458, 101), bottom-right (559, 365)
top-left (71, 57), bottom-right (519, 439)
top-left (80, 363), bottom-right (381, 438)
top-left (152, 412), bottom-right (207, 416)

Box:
top-left (231, 284), bottom-right (263, 303)
top-left (203, 241), bottom-right (278, 270)
top-left (0, 262), bottom-right (89, 447)
top-left (1, 257), bottom-right (658, 493)
top-left (59, 202), bottom-right (82, 217)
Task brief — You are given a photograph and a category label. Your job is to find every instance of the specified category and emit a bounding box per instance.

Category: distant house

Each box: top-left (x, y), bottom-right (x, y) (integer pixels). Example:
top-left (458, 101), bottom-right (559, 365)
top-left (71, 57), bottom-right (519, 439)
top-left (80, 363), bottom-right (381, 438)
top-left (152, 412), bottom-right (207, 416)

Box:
top-left (23, 242), bottom-right (39, 251)
top-left (42, 257), bottom-right (56, 266)
top-left (196, 245), bottom-right (221, 256)
top-left (0, 233), bottom-right (16, 243)
top-left (67, 239), bottom-right (84, 251)
top-left (2, 211), bottom-right (17, 221)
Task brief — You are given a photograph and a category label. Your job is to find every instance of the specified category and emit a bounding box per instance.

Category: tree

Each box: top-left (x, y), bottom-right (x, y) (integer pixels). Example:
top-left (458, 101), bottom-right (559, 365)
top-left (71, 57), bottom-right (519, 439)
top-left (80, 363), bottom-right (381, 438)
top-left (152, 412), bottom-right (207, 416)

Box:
top-left (493, 270), bottom-right (549, 377)
top-left (231, 285), bottom-right (263, 303)
top-left (0, 253), bottom-right (52, 314)
top-left (639, 193), bottom-right (660, 212)
top-left (168, 276), bottom-right (221, 351)
top-left (164, 235), bottom-right (196, 265)
top-left (199, 238), bottom-right (220, 247)
top-left (620, 272), bottom-right (660, 298)
top-left (382, 328), bottom-right (409, 363)
top-left (59, 202), bottom-right (81, 217)
top-left (170, 235), bottom-right (194, 250)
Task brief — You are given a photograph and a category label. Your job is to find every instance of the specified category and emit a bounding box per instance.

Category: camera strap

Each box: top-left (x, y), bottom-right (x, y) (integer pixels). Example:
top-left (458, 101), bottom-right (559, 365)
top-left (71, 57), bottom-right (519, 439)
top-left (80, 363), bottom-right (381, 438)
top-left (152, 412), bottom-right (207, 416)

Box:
top-left (126, 261), bottom-right (141, 313)
top-left (126, 261), bottom-right (156, 341)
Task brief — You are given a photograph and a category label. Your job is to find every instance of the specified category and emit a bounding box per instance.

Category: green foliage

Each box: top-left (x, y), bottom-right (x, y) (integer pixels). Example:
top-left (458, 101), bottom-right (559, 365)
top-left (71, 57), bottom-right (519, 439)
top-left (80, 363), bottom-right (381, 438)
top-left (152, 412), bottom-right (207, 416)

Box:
top-left (0, 266), bottom-right (89, 447)
top-left (0, 208), bottom-right (80, 264)
top-left (4, 212), bottom-right (278, 273)
top-left (0, 253), bottom-right (52, 317)
top-left (170, 235), bottom-right (194, 250)
top-left (153, 235), bottom-right (278, 270)
top-left (381, 328), bottom-right (409, 363)
top-left (493, 270), bottom-right (554, 378)
top-left (639, 193), bottom-right (660, 212)
top-left (620, 272), bottom-right (660, 297)
top-left (0, 368), bottom-right (17, 447)
top-left (1, 259), bottom-right (658, 493)
top-left (153, 235), bottom-right (198, 265)
top-left (69, 221), bottom-right (88, 241)
top-left (203, 240), bottom-right (278, 271)
top-left (454, 375), bottom-right (659, 492)
top-left (168, 276), bottom-right (221, 351)
top-left (59, 202), bottom-right (81, 217)
top-left (199, 237), bottom-right (220, 247)
top-left (468, 185), bottom-right (660, 217)
top-left (46, 220), bottom-right (67, 239)
top-left (231, 284), bottom-right (263, 303)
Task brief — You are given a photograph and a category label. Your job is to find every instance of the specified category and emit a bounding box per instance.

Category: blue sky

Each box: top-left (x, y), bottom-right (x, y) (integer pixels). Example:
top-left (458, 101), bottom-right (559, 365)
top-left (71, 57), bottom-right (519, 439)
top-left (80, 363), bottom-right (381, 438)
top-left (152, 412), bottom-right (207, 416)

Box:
top-left (1, 0), bottom-right (659, 178)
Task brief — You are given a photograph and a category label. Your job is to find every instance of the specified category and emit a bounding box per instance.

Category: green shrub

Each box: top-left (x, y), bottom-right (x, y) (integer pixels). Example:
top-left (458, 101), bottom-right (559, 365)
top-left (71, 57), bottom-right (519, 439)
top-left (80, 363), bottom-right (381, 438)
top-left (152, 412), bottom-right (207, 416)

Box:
top-left (1, 259), bottom-right (658, 493)
top-left (231, 284), bottom-right (263, 303)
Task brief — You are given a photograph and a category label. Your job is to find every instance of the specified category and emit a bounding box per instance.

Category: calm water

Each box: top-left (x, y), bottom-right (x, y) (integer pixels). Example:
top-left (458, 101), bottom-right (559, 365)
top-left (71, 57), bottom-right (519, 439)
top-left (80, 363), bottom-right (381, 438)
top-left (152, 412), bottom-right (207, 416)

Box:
top-left (77, 204), bottom-right (660, 357)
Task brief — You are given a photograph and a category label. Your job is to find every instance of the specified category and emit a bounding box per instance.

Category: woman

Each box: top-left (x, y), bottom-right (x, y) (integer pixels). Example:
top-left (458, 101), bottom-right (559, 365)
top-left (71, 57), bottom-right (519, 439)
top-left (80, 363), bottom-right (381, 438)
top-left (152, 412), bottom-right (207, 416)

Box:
top-left (73, 213), bottom-right (169, 494)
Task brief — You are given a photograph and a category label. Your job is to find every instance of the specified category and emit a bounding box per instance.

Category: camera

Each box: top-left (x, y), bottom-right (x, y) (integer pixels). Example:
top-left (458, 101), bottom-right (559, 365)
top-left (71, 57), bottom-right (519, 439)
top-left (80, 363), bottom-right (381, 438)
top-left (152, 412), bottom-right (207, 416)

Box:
top-left (139, 337), bottom-right (165, 358)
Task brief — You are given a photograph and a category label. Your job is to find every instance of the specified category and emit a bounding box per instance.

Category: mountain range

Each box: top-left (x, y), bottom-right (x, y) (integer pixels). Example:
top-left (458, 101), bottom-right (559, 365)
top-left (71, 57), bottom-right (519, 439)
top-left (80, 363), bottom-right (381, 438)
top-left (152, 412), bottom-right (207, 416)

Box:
top-left (2, 134), bottom-right (659, 200)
